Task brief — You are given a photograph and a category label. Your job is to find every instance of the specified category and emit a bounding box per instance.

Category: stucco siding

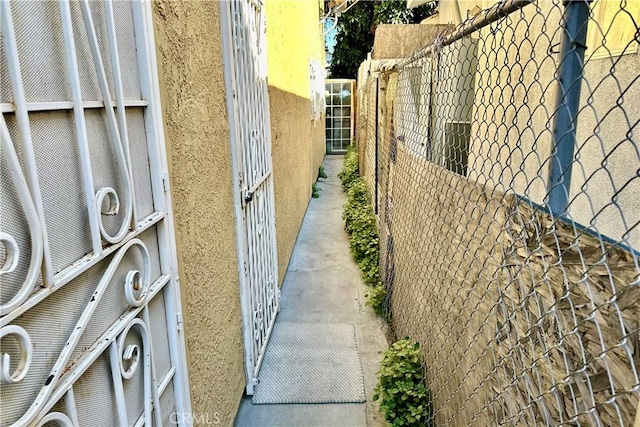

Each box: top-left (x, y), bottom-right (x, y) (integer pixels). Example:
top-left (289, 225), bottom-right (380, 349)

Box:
top-left (269, 87), bottom-right (315, 283)
top-left (152, 2), bottom-right (245, 425)
top-left (265, 0), bottom-right (326, 283)
top-left (372, 24), bottom-right (454, 59)
top-left (312, 119), bottom-right (326, 178)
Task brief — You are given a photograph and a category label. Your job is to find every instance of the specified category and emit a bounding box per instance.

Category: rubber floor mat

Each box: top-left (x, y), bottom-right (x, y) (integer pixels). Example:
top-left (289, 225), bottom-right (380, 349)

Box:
top-left (251, 322), bottom-right (366, 404)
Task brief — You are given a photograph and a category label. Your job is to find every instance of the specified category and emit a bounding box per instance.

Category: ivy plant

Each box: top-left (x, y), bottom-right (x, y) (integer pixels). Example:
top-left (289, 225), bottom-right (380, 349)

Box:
top-left (339, 143), bottom-right (387, 315)
top-left (338, 143), bottom-right (359, 191)
top-left (374, 339), bottom-right (432, 427)
top-left (365, 282), bottom-right (387, 318)
top-left (343, 179), bottom-right (379, 285)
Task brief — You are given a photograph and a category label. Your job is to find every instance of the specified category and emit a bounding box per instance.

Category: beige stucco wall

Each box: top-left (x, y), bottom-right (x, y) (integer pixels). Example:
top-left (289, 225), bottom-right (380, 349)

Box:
top-left (468, 1), bottom-right (640, 249)
top-left (372, 24), bottom-right (453, 59)
top-left (152, 2), bottom-right (245, 425)
top-left (265, 0), bottom-right (326, 284)
top-left (312, 118), bottom-right (326, 182)
top-left (269, 86), bottom-right (316, 284)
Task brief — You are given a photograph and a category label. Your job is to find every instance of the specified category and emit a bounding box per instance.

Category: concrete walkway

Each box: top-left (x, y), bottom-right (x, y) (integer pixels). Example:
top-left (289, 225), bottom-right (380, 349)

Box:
top-left (234, 155), bottom-right (389, 427)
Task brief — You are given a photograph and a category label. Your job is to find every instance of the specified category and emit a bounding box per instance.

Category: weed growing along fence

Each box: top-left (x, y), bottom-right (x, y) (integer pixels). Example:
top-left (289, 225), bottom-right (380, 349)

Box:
top-left (374, 338), bottom-right (432, 426)
top-left (356, 0), bottom-right (640, 425)
top-left (340, 145), bottom-right (386, 315)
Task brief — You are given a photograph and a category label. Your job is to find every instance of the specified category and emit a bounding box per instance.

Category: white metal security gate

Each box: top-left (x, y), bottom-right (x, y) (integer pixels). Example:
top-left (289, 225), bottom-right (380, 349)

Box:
top-left (0, 1), bottom-right (190, 425)
top-left (220, 0), bottom-right (279, 395)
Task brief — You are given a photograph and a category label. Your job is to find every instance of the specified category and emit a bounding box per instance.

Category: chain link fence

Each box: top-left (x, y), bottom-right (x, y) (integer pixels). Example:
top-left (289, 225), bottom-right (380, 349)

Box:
top-left (355, 0), bottom-right (640, 425)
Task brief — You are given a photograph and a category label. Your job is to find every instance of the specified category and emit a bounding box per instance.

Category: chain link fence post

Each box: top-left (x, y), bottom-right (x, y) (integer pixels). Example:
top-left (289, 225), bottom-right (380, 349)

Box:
top-left (548, 0), bottom-right (592, 217)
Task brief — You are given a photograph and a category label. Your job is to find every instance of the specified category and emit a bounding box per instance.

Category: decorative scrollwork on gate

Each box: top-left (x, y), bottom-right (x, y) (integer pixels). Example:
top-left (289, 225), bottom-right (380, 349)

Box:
top-left (1, 0), bottom-right (188, 423)
top-left (34, 412), bottom-right (75, 427)
top-left (109, 317), bottom-right (162, 426)
top-left (0, 325), bottom-right (33, 385)
top-left (11, 239), bottom-right (152, 426)
top-left (0, 233), bottom-right (19, 275)
top-left (79, 0), bottom-right (134, 246)
top-left (0, 114), bottom-right (44, 316)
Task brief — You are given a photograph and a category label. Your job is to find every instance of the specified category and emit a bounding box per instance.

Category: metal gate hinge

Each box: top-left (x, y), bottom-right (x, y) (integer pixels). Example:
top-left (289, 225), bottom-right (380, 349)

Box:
top-left (247, 378), bottom-right (260, 395)
top-left (162, 172), bottom-right (170, 192)
top-left (176, 312), bottom-right (183, 331)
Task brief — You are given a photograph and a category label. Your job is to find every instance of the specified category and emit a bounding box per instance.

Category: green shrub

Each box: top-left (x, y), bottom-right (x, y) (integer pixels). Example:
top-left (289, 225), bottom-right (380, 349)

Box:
top-left (342, 179), bottom-right (380, 285)
top-left (343, 179), bottom-right (370, 233)
top-left (365, 282), bottom-right (387, 318)
top-left (318, 165), bottom-right (328, 179)
top-left (340, 143), bottom-right (386, 322)
top-left (374, 339), bottom-right (431, 427)
top-left (312, 183), bottom-right (321, 198)
top-left (338, 143), bottom-right (359, 191)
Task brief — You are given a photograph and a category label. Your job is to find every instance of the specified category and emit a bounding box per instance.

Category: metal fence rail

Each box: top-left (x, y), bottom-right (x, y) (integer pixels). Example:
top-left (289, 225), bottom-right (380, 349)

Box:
top-left (356, 0), bottom-right (640, 425)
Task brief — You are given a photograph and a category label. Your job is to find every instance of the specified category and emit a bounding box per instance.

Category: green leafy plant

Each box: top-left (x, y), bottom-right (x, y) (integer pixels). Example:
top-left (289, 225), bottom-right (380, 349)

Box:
top-left (318, 165), bottom-right (328, 179)
top-left (338, 143), bottom-right (359, 191)
top-left (343, 179), bottom-right (380, 285)
top-left (312, 183), bottom-right (321, 198)
top-left (374, 339), bottom-right (431, 427)
top-left (340, 142), bottom-right (385, 312)
top-left (365, 282), bottom-right (387, 318)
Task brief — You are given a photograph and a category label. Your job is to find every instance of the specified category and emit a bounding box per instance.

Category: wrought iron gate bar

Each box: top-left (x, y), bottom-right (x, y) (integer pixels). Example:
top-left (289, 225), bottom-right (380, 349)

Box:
top-left (0, 0), bottom-right (54, 286)
top-left (104, 0), bottom-right (138, 227)
top-left (59, 0), bottom-right (103, 258)
top-left (0, 115), bottom-right (43, 316)
top-left (0, 100), bottom-right (149, 114)
top-left (0, 211), bottom-right (166, 327)
top-left (80, 0), bottom-right (134, 246)
top-left (221, 0), bottom-right (279, 394)
top-left (0, 0), bottom-right (191, 423)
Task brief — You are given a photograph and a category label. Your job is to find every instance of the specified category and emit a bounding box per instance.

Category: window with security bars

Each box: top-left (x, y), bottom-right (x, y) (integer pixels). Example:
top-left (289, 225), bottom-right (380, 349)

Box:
top-left (325, 79), bottom-right (355, 153)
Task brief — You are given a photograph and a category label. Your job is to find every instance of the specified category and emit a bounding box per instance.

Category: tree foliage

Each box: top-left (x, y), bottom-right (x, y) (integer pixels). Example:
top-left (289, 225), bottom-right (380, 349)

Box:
top-left (329, 0), bottom-right (438, 78)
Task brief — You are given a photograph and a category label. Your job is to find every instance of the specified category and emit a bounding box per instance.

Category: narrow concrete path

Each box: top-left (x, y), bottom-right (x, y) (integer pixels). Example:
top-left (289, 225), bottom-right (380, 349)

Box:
top-left (234, 155), bottom-right (389, 427)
